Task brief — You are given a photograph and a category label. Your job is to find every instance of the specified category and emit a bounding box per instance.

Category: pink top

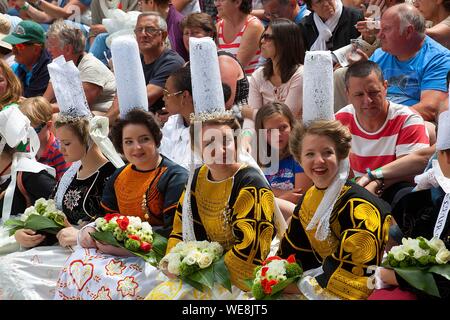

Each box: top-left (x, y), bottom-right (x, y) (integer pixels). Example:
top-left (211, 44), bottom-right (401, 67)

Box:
top-left (244, 64), bottom-right (304, 129)
top-left (217, 15), bottom-right (261, 76)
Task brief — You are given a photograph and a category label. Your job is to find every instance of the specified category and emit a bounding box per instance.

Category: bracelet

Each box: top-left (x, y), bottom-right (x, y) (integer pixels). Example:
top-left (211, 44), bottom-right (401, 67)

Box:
top-left (19, 2), bottom-right (30, 10)
top-left (241, 129), bottom-right (253, 137)
top-left (366, 168), bottom-right (376, 181)
top-left (373, 167), bottom-right (384, 180)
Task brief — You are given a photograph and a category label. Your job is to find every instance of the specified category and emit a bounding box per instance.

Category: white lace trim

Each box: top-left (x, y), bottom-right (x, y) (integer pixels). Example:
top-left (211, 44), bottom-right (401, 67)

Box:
top-left (306, 158), bottom-right (350, 241)
top-left (55, 161), bottom-right (82, 211)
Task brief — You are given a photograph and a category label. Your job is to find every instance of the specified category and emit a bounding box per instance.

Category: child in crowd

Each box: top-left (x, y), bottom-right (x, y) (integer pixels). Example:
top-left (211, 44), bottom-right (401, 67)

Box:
top-left (19, 97), bottom-right (71, 181)
top-left (255, 102), bottom-right (312, 205)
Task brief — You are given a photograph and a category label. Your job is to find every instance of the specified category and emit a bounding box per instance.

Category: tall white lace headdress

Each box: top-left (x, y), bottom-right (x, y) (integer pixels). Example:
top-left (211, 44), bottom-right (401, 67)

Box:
top-left (302, 51), bottom-right (350, 241)
top-left (182, 37), bottom-right (287, 241)
top-left (111, 35), bottom-right (149, 118)
top-left (432, 103), bottom-right (450, 239)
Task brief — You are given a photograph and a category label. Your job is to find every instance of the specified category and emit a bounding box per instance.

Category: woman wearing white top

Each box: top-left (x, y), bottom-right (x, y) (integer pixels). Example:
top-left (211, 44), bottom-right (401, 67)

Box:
top-left (242, 18), bottom-right (305, 132)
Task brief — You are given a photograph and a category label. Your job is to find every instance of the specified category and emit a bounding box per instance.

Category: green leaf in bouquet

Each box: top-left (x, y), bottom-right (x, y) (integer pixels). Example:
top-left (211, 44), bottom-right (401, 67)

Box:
top-left (394, 267), bottom-right (441, 298)
top-left (151, 233), bottom-right (168, 263)
top-left (268, 276), bottom-right (302, 298)
top-left (3, 219), bottom-right (25, 236)
top-left (243, 278), bottom-right (254, 291)
top-left (182, 276), bottom-right (207, 292)
top-left (91, 230), bottom-right (167, 265)
top-left (188, 264), bottom-right (215, 290)
top-left (23, 214), bottom-right (65, 233)
top-left (91, 230), bottom-right (122, 247)
top-left (429, 264), bottom-right (450, 281)
top-left (213, 255), bottom-right (232, 292)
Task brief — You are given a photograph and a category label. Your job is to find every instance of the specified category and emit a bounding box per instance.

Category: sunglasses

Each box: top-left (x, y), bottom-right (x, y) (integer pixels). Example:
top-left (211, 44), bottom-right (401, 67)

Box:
top-left (12, 43), bottom-right (39, 51)
top-left (34, 123), bottom-right (46, 134)
top-left (260, 33), bottom-right (275, 42)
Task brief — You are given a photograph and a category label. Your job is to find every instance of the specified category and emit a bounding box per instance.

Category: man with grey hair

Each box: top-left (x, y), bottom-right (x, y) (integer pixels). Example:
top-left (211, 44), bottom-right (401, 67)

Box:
top-left (105, 12), bottom-right (184, 122)
top-left (262, 0), bottom-right (309, 24)
top-left (43, 20), bottom-right (117, 115)
top-left (369, 3), bottom-right (450, 121)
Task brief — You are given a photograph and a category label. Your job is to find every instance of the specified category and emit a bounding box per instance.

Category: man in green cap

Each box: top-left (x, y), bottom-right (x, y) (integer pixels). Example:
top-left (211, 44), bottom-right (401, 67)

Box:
top-left (3, 20), bottom-right (51, 97)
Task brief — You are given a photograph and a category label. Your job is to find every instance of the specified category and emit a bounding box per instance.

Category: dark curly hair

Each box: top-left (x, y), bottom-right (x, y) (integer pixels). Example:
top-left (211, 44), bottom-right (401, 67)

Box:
top-left (110, 109), bottom-right (163, 154)
top-left (238, 0), bottom-right (252, 14)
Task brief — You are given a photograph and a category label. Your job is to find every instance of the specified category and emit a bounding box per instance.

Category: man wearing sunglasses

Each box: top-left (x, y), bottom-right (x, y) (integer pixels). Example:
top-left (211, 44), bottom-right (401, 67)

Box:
top-left (3, 20), bottom-right (51, 98)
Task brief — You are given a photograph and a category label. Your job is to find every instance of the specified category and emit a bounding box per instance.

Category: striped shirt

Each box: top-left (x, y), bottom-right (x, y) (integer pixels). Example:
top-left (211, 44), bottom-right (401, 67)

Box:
top-left (38, 132), bottom-right (72, 181)
top-left (336, 102), bottom-right (430, 177)
top-left (217, 15), bottom-right (261, 76)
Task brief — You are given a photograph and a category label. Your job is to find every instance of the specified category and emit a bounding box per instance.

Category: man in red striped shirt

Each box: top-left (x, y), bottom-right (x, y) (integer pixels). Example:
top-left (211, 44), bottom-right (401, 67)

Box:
top-left (336, 60), bottom-right (429, 180)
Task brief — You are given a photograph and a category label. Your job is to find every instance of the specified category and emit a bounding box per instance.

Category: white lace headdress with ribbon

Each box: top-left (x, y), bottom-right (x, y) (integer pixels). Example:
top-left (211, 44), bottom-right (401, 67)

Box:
top-left (48, 56), bottom-right (91, 120)
top-left (0, 107), bottom-right (55, 222)
top-left (302, 51), bottom-right (349, 241)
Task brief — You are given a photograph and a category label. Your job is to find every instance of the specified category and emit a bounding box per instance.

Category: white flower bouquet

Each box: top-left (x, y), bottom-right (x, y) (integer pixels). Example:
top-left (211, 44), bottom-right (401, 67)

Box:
top-left (90, 214), bottom-right (167, 265)
top-left (4, 198), bottom-right (66, 236)
top-left (383, 237), bottom-right (450, 297)
top-left (159, 240), bottom-right (231, 292)
top-left (246, 255), bottom-right (303, 299)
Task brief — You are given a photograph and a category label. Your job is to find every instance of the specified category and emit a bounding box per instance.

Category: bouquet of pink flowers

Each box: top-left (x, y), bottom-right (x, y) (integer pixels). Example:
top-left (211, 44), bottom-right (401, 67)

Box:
top-left (90, 213), bottom-right (166, 265)
top-left (248, 255), bottom-right (303, 300)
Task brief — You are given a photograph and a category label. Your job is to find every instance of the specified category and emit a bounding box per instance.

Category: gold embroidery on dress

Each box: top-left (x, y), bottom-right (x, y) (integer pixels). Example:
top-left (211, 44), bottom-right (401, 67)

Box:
top-left (259, 224), bottom-right (273, 259)
top-left (342, 231), bottom-right (377, 265)
top-left (233, 189), bottom-right (254, 219)
top-left (327, 268), bottom-right (371, 300)
top-left (260, 189), bottom-right (274, 222)
top-left (195, 166), bottom-right (235, 250)
top-left (353, 202), bottom-right (381, 232)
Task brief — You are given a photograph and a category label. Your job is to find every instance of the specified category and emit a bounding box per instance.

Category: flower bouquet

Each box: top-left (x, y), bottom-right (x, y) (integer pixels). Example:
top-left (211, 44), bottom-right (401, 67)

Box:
top-left (90, 214), bottom-right (167, 265)
top-left (383, 237), bottom-right (450, 297)
top-left (4, 198), bottom-right (66, 236)
top-left (159, 240), bottom-right (231, 292)
top-left (246, 255), bottom-right (303, 300)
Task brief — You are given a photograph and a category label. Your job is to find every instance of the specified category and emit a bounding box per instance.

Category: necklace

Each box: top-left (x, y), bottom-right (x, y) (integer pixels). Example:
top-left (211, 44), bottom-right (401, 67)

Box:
top-left (141, 156), bottom-right (164, 221)
top-left (0, 161), bottom-right (12, 176)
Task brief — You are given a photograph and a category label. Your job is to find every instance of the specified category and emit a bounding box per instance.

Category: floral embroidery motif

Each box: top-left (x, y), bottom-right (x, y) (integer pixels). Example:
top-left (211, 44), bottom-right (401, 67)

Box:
top-left (105, 260), bottom-right (126, 276)
top-left (117, 276), bottom-right (139, 298)
top-left (94, 286), bottom-right (112, 300)
top-left (64, 189), bottom-right (82, 211)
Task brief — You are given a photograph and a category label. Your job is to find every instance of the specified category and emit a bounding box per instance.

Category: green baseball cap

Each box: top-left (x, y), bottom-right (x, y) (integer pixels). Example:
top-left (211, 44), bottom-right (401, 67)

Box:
top-left (3, 20), bottom-right (45, 45)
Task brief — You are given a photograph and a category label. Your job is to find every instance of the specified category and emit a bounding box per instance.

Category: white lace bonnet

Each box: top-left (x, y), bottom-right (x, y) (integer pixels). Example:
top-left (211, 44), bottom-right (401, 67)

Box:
top-left (302, 51), bottom-right (350, 241)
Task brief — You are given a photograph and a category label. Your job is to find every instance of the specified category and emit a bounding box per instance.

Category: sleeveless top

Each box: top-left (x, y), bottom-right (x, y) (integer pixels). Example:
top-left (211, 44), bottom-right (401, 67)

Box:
top-left (217, 15), bottom-right (261, 76)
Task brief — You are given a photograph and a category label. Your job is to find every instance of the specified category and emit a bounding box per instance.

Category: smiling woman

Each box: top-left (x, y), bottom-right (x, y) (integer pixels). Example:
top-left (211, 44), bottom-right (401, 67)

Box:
top-left (277, 119), bottom-right (393, 300)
